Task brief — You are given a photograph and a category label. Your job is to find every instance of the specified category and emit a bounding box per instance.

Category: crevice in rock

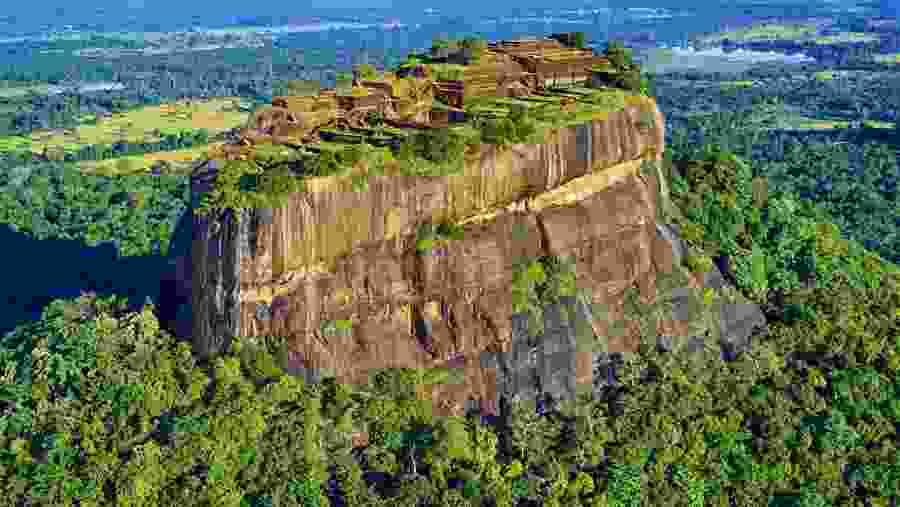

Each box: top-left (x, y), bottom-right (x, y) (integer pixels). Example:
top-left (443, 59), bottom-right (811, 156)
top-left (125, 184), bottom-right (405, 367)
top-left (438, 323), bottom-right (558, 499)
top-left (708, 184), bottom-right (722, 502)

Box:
top-left (476, 307), bottom-right (502, 352)
top-left (411, 303), bottom-right (437, 358)
top-left (445, 305), bottom-right (461, 359)
top-left (532, 209), bottom-right (553, 259)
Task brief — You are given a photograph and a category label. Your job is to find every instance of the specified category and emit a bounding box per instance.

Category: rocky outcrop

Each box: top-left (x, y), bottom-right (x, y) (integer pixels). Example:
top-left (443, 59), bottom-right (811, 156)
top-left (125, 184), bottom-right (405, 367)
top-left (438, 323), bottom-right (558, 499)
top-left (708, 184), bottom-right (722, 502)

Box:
top-left (231, 97), bottom-right (663, 289)
top-left (169, 96), bottom-right (767, 417)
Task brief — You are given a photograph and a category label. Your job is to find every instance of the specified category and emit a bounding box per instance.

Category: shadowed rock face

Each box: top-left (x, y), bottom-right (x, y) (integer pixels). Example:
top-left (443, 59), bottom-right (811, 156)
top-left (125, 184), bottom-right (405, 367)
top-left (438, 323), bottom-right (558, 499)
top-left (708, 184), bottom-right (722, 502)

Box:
top-left (172, 98), bottom-right (766, 417)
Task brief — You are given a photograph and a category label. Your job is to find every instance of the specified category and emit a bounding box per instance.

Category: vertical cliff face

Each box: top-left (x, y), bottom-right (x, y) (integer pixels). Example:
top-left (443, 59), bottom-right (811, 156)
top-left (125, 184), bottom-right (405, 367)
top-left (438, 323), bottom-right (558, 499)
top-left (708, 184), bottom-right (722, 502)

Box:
top-left (174, 96), bottom-right (766, 417)
top-left (190, 209), bottom-right (243, 361)
top-left (235, 97), bottom-right (664, 292)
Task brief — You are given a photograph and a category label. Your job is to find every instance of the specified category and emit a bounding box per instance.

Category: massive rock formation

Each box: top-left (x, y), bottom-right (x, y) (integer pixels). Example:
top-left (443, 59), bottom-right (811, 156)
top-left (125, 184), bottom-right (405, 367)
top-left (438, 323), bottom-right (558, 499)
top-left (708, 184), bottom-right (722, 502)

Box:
top-left (161, 95), bottom-right (767, 418)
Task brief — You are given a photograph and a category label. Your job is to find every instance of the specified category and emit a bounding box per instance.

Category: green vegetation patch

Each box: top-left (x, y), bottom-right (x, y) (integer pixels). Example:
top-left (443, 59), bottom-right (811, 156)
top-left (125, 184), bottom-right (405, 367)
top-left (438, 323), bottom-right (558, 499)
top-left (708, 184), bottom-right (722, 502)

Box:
top-left (0, 160), bottom-right (187, 256)
top-left (415, 220), bottom-right (466, 253)
top-left (813, 32), bottom-right (879, 45)
top-left (790, 116), bottom-right (850, 130)
top-left (873, 52), bottom-right (900, 64)
top-left (5, 97), bottom-right (246, 158)
top-left (195, 141), bottom-right (396, 218)
top-left (720, 80), bottom-right (755, 88)
top-left (393, 125), bottom-right (475, 177)
top-left (464, 88), bottom-right (632, 144)
top-left (511, 254), bottom-right (582, 336)
top-left (0, 83), bottom-right (54, 98)
top-left (77, 143), bottom-right (221, 176)
top-left (194, 157), bottom-right (306, 222)
top-left (321, 319), bottom-right (353, 338)
top-left (862, 120), bottom-right (894, 130)
top-left (668, 142), bottom-right (900, 306)
top-left (700, 22), bottom-right (820, 43)
top-left (428, 63), bottom-right (466, 81)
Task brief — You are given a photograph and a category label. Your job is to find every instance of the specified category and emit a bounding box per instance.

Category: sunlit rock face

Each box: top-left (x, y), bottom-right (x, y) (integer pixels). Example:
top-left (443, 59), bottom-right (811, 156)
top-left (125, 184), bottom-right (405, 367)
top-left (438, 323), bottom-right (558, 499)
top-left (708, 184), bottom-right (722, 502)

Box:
top-left (180, 97), bottom-right (766, 416)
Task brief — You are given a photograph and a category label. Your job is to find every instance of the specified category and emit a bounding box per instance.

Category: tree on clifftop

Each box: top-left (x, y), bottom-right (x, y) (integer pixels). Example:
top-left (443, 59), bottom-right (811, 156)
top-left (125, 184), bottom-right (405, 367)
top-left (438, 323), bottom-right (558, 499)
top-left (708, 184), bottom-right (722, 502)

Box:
top-left (602, 40), bottom-right (633, 71)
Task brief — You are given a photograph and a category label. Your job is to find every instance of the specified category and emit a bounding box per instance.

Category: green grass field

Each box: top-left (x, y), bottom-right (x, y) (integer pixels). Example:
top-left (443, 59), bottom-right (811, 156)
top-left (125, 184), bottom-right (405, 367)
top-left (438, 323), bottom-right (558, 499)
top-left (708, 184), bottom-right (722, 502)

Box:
top-left (0, 97), bottom-right (248, 157)
top-left (862, 120), bottom-right (895, 130)
top-left (699, 22), bottom-right (820, 44)
top-left (0, 83), bottom-right (55, 98)
top-left (76, 142), bottom-right (225, 176)
top-left (700, 22), bottom-right (881, 47)
top-left (813, 32), bottom-right (879, 44)
top-left (873, 53), bottom-right (900, 64)
top-left (720, 80), bottom-right (755, 88)
top-left (775, 114), bottom-right (850, 130)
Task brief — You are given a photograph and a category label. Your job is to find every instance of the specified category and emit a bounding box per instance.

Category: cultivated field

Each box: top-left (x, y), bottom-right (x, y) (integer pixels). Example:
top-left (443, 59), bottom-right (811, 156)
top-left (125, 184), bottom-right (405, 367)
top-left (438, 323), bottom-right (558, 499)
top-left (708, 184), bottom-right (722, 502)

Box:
top-left (76, 143), bottom-right (227, 176)
top-left (812, 32), bottom-right (880, 44)
top-left (698, 22), bottom-right (821, 44)
top-left (719, 80), bottom-right (755, 88)
top-left (771, 114), bottom-right (850, 130)
top-left (874, 52), bottom-right (900, 64)
top-left (0, 83), bottom-right (55, 98)
top-left (0, 97), bottom-right (248, 157)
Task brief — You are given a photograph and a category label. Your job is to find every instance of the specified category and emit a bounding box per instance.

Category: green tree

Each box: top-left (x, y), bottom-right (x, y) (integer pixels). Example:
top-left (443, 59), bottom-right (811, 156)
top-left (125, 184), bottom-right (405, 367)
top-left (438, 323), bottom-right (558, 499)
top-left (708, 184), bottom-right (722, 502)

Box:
top-left (573, 32), bottom-right (586, 49)
top-left (460, 37), bottom-right (487, 62)
top-left (366, 110), bottom-right (386, 136)
top-left (437, 415), bottom-right (473, 462)
top-left (304, 395), bottom-right (328, 484)
top-left (334, 455), bottom-right (367, 507)
top-left (508, 398), bottom-right (556, 466)
top-left (470, 424), bottom-right (498, 477)
top-left (603, 40), bottom-right (633, 70)
top-left (394, 476), bottom-right (437, 507)
top-left (508, 106), bottom-right (536, 142)
top-left (315, 151), bottom-right (340, 176)
top-left (354, 63), bottom-right (378, 81)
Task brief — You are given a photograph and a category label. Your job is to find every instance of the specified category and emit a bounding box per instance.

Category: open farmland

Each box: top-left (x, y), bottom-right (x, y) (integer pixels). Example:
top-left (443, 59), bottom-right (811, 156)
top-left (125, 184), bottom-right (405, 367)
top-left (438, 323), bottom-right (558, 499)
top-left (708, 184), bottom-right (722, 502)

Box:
top-left (76, 142), bottom-right (227, 176)
top-left (0, 83), bottom-right (56, 99)
top-left (0, 97), bottom-right (248, 158)
top-left (698, 22), bottom-right (821, 44)
top-left (813, 32), bottom-right (880, 44)
top-left (874, 52), bottom-right (900, 64)
top-left (862, 120), bottom-right (895, 130)
top-left (761, 113), bottom-right (851, 130)
top-left (719, 80), bottom-right (755, 88)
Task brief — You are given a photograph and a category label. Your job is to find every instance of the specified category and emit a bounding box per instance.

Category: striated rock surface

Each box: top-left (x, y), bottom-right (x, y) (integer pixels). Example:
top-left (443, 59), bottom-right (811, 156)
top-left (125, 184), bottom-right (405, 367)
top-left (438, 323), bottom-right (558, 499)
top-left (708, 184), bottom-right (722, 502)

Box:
top-left (233, 97), bottom-right (664, 289)
top-left (171, 96), bottom-right (767, 417)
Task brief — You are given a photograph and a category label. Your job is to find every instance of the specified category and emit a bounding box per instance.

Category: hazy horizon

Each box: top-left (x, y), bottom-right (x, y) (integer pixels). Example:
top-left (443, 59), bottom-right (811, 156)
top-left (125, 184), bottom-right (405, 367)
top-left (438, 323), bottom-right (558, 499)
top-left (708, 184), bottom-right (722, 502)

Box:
top-left (1, 0), bottom-right (894, 35)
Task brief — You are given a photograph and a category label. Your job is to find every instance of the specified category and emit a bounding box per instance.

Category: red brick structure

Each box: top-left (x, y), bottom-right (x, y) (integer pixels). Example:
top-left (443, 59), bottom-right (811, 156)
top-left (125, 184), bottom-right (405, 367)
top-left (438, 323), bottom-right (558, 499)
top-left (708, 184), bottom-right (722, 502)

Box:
top-left (490, 38), bottom-right (610, 87)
